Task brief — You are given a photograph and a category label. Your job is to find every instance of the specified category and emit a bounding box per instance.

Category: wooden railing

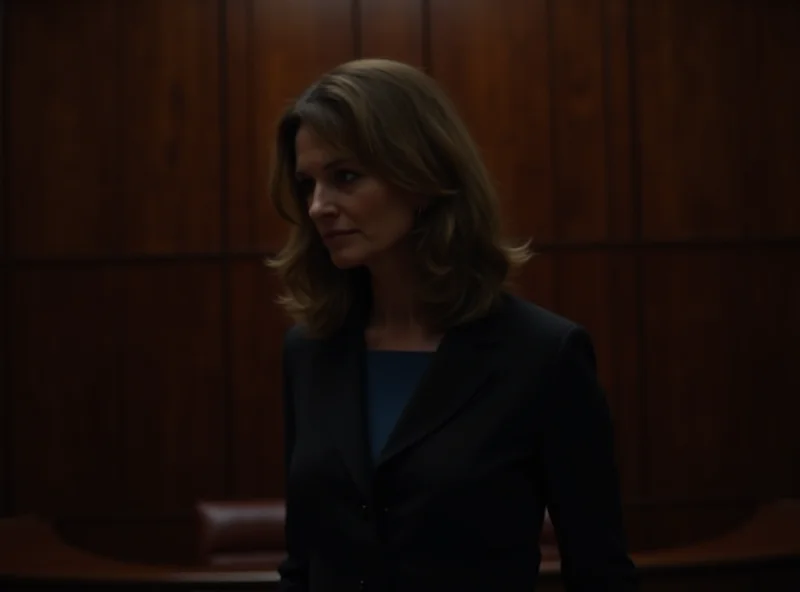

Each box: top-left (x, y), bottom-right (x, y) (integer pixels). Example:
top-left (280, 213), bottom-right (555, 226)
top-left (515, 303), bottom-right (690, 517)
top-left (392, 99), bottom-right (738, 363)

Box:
top-left (1, 499), bottom-right (798, 591)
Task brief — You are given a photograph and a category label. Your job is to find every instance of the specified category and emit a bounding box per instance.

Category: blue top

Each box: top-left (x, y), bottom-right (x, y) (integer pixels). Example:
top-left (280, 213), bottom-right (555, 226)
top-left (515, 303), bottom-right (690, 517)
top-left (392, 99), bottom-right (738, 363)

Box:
top-left (365, 350), bottom-right (433, 462)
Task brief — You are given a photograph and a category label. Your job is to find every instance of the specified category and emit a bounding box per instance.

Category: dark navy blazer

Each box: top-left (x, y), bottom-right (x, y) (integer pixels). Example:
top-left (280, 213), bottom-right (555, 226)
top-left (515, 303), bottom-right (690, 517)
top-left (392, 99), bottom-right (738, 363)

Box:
top-left (278, 292), bottom-right (636, 592)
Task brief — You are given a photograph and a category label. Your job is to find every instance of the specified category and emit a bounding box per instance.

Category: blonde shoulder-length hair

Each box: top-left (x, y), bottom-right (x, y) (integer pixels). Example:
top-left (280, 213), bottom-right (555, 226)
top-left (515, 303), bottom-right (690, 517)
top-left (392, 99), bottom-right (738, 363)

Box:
top-left (267, 59), bottom-right (531, 338)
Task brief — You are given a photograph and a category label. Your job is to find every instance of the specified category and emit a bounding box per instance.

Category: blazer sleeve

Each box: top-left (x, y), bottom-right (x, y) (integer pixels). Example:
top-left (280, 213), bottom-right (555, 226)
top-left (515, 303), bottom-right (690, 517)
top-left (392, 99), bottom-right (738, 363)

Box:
top-left (278, 329), bottom-right (309, 592)
top-left (538, 327), bottom-right (637, 591)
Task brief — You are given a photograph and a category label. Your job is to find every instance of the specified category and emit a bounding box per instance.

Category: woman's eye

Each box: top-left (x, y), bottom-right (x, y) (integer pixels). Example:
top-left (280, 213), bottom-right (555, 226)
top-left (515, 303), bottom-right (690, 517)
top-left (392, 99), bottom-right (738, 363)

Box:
top-left (335, 170), bottom-right (360, 184)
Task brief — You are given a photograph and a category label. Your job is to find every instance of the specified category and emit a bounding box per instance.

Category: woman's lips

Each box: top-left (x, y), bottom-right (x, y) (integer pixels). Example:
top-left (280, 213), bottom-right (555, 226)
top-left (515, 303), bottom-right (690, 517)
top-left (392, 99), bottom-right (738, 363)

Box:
top-left (322, 229), bottom-right (358, 243)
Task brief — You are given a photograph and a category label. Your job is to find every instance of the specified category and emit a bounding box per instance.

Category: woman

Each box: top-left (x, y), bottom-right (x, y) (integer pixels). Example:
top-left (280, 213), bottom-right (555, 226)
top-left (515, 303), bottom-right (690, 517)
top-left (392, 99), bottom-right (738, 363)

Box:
top-left (268, 59), bottom-right (636, 592)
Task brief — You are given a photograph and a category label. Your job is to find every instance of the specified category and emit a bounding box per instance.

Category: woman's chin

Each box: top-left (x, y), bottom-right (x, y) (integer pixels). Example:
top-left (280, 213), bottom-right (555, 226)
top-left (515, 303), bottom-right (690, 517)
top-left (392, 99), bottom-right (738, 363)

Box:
top-left (328, 251), bottom-right (364, 270)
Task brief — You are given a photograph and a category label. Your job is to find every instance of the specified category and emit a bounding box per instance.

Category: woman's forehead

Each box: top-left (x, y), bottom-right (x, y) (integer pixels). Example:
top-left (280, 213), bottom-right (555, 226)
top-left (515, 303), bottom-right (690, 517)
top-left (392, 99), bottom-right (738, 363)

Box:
top-left (294, 125), bottom-right (358, 173)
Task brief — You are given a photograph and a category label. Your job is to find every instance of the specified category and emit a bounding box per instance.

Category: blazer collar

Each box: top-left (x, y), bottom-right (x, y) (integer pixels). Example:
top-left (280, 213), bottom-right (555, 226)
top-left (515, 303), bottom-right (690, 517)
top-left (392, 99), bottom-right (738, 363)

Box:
top-left (308, 310), bottom-right (372, 496)
top-left (310, 295), bottom-right (510, 499)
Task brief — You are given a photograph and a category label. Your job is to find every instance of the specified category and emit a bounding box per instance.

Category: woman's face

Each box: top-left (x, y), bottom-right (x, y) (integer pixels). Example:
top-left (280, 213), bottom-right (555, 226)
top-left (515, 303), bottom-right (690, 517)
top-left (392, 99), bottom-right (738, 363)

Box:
top-left (294, 124), bottom-right (418, 270)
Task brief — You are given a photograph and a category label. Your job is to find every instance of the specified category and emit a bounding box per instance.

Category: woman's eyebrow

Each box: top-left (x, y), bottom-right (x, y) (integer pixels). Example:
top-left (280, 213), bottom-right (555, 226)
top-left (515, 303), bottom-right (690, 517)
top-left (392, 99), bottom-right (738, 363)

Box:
top-left (295, 157), bottom-right (353, 178)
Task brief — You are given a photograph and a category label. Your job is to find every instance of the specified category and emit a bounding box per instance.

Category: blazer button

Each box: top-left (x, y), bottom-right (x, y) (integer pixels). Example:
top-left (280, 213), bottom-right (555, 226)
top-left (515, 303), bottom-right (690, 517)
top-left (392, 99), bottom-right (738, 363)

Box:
top-left (359, 578), bottom-right (366, 590)
top-left (360, 504), bottom-right (370, 520)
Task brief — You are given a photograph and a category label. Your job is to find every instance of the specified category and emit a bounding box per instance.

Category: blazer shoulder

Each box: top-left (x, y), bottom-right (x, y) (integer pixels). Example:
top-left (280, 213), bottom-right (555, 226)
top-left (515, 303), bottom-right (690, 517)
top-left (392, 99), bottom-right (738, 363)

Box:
top-left (501, 293), bottom-right (586, 354)
top-left (284, 324), bottom-right (309, 346)
top-left (282, 324), bottom-right (317, 362)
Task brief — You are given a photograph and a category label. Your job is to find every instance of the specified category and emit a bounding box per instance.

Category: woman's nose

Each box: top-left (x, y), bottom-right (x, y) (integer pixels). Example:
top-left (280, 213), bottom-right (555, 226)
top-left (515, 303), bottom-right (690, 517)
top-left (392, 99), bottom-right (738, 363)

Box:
top-left (307, 184), bottom-right (335, 219)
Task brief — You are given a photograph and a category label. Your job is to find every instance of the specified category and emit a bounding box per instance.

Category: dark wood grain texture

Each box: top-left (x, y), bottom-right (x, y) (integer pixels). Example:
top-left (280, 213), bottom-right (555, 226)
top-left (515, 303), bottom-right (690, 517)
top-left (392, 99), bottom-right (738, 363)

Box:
top-left (430, 0), bottom-right (553, 243)
top-left (116, 0), bottom-right (221, 255)
top-left (603, 0), bottom-right (636, 241)
top-left (10, 266), bottom-right (124, 516)
top-left (6, 0), bottom-right (118, 257)
top-left (7, 0), bottom-right (221, 258)
top-left (634, 0), bottom-right (800, 241)
top-left (0, 0), bottom-right (8, 518)
top-left (641, 248), bottom-right (800, 502)
top-left (226, 0), bottom-right (355, 254)
top-left (10, 264), bottom-right (227, 518)
top-left (548, 0), bottom-right (609, 242)
top-left (114, 264), bottom-right (227, 514)
top-left (360, 0), bottom-right (424, 67)
top-left (229, 260), bottom-right (292, 498)
top-left (0, 260), bottom-right (7, 517)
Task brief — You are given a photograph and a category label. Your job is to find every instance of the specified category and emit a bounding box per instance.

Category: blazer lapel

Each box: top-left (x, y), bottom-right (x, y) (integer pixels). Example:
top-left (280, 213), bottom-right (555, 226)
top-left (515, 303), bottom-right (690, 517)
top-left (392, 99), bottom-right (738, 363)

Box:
top-left (310, 323), bottom-right (373, 499)
top-left (376, 303), bottom-right (507, 468)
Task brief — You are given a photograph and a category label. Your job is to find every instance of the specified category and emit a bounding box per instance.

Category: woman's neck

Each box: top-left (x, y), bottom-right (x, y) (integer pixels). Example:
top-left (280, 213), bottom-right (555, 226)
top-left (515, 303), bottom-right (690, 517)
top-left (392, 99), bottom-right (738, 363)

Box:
top-left (365, 258), bottom-right (440, 351)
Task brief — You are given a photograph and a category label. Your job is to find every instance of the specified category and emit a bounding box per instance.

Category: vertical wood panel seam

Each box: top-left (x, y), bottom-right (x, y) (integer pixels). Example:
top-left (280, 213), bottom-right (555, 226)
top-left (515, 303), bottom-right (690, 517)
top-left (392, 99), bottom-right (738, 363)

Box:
top-left (544, 0), bottom-right (562, 309)
top-left (352, 0), bottom-right (362, 59)
top-left (600, 0), bottom-right (626, 500)
top-left (626, 0), bottom-right (649, 505)
top-left (1, 0), bottom-right (8, 261)
top-left (219, 0), bottom-right (233, 499)
top-left (421, 0), bottom-right (431, 74)
top-left (246, 0), bottom-right (255, 244)
top-left (600, 0), bottom-right (613, 242)
top-left (544, 0), bottom-right (562, 249)
top-left (0, 0), bottom-right (11, 517)
top-left (627, 0), bottom-right (642, 244)
top-left (113, 0), bottom-right (127, 505)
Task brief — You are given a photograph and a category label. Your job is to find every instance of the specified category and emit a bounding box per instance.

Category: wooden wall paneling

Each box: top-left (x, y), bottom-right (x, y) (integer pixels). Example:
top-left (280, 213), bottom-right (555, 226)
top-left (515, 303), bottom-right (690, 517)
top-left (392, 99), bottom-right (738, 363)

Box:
top-left (760, 0), bottom-right (800, 238)
top-left (0, 0), bottom-right (8, 518)
top-left (602, 0), bottom-right (636, 241)
top-left (513, 253), bottom-right (557, 314)
top-left (55, 514), bottom-right (196, 565)
top-left (0, 260), bottom-right (7, 516)
top-left (429, 0), bottom-right (554, 243)
top-left (7, 0), bottom-right (221, 258)
top-left (634, 0), bottom-right (766, 241)
top-left (0, 260), bottom-right (7, 517)
top-left (0, 260), bottom-right (6, 517)
top-left (7, 0), bottom-right (119, 258)
top-left (0, 0), bottom-right (4, 257)
top-left (116, 263), bottom-right (227, 515)
top-left (641, 248), bottom-right (800, 503)
top-left (548, 0), bottom-right (614, 243)
top-left (10, 264), bottom-right (227, 518)
top-left (623, 499), bottom-right (759, 552)
top-left (552, 252), bottom-right (642, 500)
top-left (10, 267), bottom-right (125, 517)
top-left (226, 0), bottom-right (356, 254)
top-left (229, 260), bottom-right (292, 498)
top-left (118, 0), bottom-right (221, 255)
top-left (360, 0), bottom-right (425, 68)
